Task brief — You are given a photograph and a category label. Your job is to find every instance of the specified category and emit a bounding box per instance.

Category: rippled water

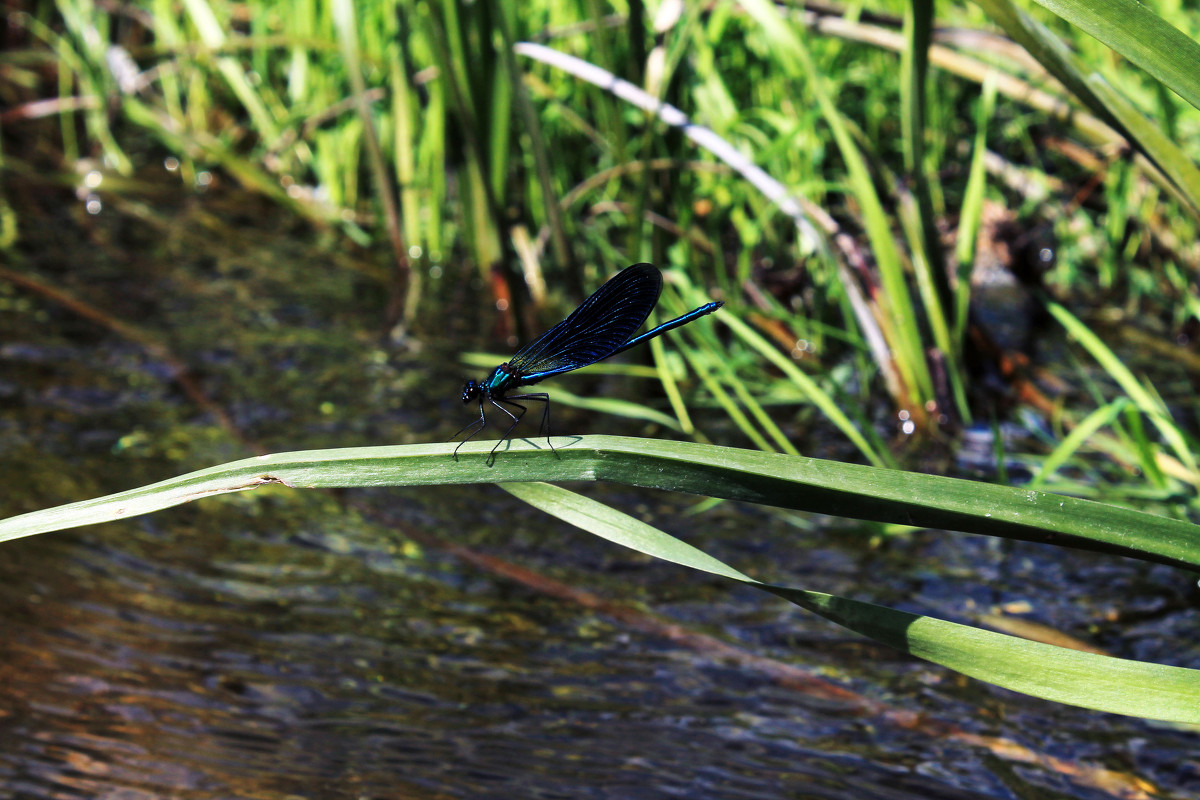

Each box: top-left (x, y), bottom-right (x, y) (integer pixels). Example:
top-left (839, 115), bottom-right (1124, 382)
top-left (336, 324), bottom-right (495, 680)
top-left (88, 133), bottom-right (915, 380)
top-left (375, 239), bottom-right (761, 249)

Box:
top-left (8, 509), bottom-right (1190, 800)
top-left (0, 187), bottom-right (1197, 799)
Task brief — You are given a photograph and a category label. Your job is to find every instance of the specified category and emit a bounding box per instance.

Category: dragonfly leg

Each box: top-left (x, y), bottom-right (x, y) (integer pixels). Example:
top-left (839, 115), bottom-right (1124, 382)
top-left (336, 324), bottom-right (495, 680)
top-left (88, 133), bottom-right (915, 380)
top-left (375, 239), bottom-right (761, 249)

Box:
top-left (488, 397), bottom-right (528, 459)
top-left (451, 398), bottom-right (488, 460)
top-left (507, 393), bottom-right (553, 455)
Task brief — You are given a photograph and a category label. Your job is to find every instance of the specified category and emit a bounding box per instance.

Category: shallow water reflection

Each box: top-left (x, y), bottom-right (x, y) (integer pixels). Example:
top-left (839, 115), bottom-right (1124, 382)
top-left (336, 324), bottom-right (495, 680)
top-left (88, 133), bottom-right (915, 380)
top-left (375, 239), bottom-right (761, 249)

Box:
top-left (1, 192), bottom-right (1196, 799)
top-left (1, 494), bottom-right (1195, 800)
top-left (0, 532), bottom-right (998, 799)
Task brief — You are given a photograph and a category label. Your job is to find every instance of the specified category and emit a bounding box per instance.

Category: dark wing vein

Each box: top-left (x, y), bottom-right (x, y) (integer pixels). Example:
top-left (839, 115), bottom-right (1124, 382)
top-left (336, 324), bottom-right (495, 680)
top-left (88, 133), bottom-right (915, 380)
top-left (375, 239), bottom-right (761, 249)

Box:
top-left (507, 263), bottom-right (662, 382)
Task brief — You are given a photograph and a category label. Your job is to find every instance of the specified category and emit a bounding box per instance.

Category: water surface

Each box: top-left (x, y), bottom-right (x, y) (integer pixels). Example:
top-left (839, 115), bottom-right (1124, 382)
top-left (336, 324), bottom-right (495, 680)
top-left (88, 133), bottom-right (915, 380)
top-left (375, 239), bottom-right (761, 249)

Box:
top-left (0, 180), bottom-right (1195, 799)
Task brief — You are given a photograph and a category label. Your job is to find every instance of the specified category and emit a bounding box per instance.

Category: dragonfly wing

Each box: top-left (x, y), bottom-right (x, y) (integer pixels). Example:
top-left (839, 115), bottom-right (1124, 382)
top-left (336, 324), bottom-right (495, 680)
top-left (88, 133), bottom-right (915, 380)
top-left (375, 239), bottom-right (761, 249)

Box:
top-left (506, 263), bottom-right (663, 382)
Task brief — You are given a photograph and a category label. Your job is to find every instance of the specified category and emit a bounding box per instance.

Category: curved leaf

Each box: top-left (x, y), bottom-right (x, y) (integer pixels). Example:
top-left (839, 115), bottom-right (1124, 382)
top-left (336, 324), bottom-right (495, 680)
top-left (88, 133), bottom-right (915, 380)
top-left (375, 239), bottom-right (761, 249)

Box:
top-left (1, 437), bottom-right (1197, 570)
top-left (502, 482), bottom-right (1200, 724)
top-left (1030, 0), bottom-right (1200, 113)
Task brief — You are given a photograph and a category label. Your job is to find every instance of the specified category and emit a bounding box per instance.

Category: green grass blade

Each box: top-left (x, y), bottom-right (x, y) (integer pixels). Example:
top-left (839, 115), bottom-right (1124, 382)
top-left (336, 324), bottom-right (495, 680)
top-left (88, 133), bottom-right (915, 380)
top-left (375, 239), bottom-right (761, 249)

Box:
top-left (17, 9), bottom-right (132, 173)
top-left (494, 2), bottom-right (575, 275)
top-left (898, 191), bottom-right (957, 403)
top-left (121, 98), bottom-right (323, 225)
top-left (769, 586), bottom-right (1200, 723)
top-left (1029, 0), bottom-right (1200, 113)
top-left (659, 299), bottom-right (797, 454)
top-left (1030, 399), bottom-right (1129, 489)
top-left (715, 309), bottom-right (887, 467)
top-left (499, 482), bottom-right (754, 582)
top-left (333, 0), bottom-right (410, 310)
top-left (954, 73), bottom-right (996, 349)
top-left (535, 385), bottom-right (684, 431)
top-left (648, 336), bottom-right (696, 434)
top-left (512, 39), bottom-right (901, 436)
top-left (681, 342), bottom-right (776, 452)
top-left (901, 0), bottom-right (950, 315)
top-left (179, 0), bottom-right (280, 143)
top-left (1084, 72), bottom-right (1200, 219)
top-left (1122, 402), bottom-right (1169, 490)
top-left (738, 0), bottom-right (933, 409)
top-left (714, 365), bottom-right (800, 457)
top-left (512, 41), bottom-right (824, 253)
top-left (972, 0), bottom-right (1119, 136)
top-left (975, 0), bottom-right (1200, 219)
top-left (2, 437), bottom-right (1196, 569)
top-left (502, 482), bottom-right (1200, 724)
top-left (1045, 299), bottom-right (1199, 480)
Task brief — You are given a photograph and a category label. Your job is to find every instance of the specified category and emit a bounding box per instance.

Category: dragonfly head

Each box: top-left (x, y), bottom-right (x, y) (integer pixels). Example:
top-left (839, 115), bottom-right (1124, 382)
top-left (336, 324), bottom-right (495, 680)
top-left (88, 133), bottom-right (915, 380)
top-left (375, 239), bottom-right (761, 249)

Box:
top-left (461, 380), bottom-right (482, 403)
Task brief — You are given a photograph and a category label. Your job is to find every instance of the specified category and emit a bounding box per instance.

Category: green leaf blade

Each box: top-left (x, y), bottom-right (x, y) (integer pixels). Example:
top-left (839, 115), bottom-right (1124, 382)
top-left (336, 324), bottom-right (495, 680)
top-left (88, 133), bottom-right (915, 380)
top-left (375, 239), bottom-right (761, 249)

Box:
top-left (773, 587), bottom-right (1200, 723)
top-left (3, 438), bottom-right (1197, 570)
top-left (1031, 0), bottom-right (1200, 112)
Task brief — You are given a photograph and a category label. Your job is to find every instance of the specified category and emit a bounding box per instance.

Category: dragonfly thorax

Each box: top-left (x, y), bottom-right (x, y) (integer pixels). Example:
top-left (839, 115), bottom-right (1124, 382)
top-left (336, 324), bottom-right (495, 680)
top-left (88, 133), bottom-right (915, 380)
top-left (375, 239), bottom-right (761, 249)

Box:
top-left (483, 364), bottom-right (517, 393)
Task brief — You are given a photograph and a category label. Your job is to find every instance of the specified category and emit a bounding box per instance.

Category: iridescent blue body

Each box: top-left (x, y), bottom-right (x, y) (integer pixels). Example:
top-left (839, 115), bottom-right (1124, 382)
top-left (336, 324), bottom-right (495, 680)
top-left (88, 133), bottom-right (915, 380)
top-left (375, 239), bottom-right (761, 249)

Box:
top-left (453, 263), bottom-right (723, 459)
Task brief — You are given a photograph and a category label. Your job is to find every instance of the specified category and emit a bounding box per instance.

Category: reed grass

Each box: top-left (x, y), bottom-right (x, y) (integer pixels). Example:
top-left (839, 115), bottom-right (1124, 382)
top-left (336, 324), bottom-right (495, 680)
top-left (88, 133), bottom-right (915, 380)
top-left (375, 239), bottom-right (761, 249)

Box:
top-left (5, 0), bottom-right (1199, 495)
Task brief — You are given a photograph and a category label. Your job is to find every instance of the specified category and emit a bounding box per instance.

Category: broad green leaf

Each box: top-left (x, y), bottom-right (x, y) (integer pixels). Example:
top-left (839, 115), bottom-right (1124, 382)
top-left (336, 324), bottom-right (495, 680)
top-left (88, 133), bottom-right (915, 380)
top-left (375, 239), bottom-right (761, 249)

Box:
top-left (504, 482), bottom-right (1200, 724)
top-left (975, 0), bottom-right (1200, 217)
top-left (1029, 0), bottom-right (1200, 113)
top-left (770, 586), bottom-right (1200, 723)
top-left (2, 437), bottom-right (1197, 570)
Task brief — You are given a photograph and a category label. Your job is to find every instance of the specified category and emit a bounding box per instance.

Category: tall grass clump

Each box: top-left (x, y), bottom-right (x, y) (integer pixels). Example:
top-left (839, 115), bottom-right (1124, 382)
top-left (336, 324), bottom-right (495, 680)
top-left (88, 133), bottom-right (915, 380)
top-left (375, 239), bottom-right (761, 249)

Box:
top-left (3, 0), bottom-right (1198, 496)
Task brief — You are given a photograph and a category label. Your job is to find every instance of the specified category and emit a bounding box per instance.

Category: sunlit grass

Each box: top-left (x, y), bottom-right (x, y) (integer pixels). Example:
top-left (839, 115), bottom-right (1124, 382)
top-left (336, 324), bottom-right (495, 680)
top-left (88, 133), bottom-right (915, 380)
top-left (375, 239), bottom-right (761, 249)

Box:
top-left (5, 0), bottom-right (1199, 499)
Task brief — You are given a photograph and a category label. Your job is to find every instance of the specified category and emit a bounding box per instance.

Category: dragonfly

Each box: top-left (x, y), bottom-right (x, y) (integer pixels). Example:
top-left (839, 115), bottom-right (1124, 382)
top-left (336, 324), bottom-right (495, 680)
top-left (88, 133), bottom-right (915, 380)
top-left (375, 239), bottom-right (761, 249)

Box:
top-left (453, 262), bottom-right (723, 459)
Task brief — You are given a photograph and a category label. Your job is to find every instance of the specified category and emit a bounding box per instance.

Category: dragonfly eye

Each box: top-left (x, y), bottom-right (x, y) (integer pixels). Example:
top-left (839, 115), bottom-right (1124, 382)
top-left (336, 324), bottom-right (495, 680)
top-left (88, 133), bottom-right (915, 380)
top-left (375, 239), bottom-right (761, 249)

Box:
top-left (461, 380), bottom-right (480, 403)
